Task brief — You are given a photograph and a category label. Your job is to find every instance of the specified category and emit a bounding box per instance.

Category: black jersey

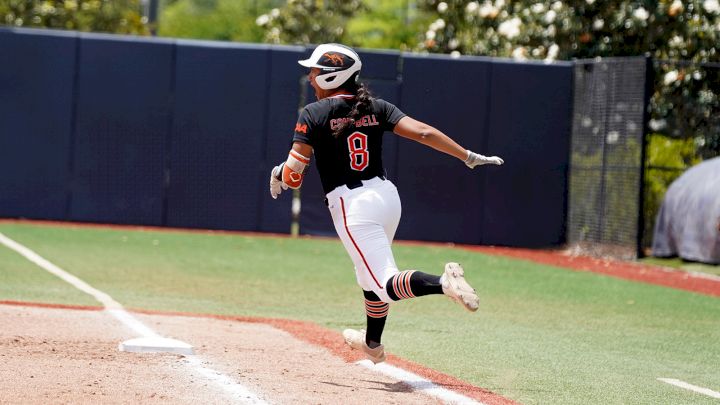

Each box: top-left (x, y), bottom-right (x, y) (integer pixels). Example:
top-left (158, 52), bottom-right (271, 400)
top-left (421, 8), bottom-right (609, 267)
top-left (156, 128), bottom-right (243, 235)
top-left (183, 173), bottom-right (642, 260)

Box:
top-left (292, 96), bottom-right (406, 194)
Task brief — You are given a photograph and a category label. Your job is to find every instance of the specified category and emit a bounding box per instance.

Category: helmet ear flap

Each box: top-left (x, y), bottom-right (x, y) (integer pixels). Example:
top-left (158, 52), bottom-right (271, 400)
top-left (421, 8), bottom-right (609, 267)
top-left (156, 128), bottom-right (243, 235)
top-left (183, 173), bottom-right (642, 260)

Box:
top-left (315, 65), bottom-right (361, 90)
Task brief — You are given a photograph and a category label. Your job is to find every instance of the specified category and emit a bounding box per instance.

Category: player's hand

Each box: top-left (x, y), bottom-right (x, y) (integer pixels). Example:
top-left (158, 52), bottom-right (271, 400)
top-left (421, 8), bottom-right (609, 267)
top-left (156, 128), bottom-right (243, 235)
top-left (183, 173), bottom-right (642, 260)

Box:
top-left (270, 164), bottom-right (288, 199)
top-left (464, 150), bottom-right (504, 169)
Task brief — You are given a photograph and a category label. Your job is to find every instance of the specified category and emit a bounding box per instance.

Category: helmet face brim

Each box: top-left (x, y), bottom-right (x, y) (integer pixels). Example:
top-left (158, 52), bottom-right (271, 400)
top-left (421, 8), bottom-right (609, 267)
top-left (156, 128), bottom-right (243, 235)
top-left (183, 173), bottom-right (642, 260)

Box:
top-left (298, 59), bottom-right (319, 68)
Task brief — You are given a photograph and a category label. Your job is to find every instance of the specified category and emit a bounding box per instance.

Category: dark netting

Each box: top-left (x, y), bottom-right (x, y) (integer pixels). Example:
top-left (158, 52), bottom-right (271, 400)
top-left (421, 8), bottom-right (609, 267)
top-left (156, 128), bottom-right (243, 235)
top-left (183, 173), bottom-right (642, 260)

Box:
top-left (567, 57), bottom-right (649, 259)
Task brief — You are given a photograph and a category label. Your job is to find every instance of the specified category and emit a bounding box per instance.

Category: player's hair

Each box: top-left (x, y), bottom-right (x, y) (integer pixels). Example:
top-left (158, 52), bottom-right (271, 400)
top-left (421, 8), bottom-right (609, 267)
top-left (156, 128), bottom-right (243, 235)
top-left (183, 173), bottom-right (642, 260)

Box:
top-left (332, 74), bottom-right (373, 138)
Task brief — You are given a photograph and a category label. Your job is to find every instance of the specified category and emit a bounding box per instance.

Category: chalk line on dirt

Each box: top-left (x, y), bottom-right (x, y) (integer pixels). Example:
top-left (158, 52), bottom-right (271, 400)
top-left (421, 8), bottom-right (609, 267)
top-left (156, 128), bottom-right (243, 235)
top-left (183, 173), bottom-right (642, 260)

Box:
top-left (0, 231), bottom-right (268, 404)
top-left (357, 360), bottom-right (484, 404)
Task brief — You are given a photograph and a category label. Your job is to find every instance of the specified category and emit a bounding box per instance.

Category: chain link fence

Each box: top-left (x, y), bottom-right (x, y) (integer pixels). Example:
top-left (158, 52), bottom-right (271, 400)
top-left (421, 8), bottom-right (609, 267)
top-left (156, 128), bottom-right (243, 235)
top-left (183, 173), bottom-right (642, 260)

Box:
top-left (567, 57), bottom-right (650, 259)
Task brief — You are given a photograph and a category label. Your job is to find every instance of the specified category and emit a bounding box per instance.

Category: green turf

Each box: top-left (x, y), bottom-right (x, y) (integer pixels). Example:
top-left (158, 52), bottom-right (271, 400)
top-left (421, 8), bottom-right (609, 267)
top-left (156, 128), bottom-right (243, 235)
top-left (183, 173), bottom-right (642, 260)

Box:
top-left (0, 236), bottom-right (96, 306)
top-left (641, 256), bottom-right (720, 277)
top-left (1, 223), bottom-right (718, 404)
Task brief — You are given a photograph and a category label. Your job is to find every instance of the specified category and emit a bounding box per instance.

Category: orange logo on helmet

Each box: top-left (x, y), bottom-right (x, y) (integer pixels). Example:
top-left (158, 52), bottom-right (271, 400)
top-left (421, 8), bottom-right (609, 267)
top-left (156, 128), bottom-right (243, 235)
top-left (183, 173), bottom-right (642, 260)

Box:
top-left (323, 53), bottom-right (345, 66)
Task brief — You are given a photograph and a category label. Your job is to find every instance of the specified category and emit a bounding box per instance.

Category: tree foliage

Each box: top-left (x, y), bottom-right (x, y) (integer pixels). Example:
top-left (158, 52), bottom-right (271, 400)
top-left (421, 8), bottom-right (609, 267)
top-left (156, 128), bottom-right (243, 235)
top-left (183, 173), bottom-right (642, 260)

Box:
top-left (255, 0), bottom-right (366, 45)
top-left (344, 0), bottom-right (430, 50)
top-left (0, 0), bottom-right (149, 34)
top-left (415, 0), bottom-right (719, 61)
top-left (414, 1), bottom-right (720, 157)
top-left (157, 0), bottom-right (283, 42)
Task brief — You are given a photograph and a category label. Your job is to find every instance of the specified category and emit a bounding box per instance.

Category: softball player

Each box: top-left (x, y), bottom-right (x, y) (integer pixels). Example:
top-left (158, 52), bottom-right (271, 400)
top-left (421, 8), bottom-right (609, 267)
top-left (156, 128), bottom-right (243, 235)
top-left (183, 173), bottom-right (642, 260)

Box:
top-left (270, 43), bottom-right (504, 364)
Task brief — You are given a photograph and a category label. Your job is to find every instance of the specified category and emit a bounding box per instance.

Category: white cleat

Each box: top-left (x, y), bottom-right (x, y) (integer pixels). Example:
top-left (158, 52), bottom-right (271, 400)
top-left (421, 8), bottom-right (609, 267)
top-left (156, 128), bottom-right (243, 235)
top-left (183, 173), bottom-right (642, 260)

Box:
top-left (440, 262), bottom-right (479, 312)
top-left (342, 329), bottom-right (386, 364)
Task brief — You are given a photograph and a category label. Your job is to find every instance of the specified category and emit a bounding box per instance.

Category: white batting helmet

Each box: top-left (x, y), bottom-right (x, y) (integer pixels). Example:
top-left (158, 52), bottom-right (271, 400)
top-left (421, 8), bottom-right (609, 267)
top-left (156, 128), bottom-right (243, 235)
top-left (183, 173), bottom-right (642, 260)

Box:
top-left (298, 43), bottom-right (362, 90)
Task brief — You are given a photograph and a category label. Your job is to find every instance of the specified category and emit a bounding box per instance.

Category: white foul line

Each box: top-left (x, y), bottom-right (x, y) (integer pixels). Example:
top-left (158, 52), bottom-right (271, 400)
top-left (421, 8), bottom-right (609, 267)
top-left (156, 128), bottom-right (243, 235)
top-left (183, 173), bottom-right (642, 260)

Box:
top-left (658, 378), bottom-right (720, 399)
top-left (0, 231), bottom-right (267, 405)
top-left (357, 360), bottom-right (484, 405)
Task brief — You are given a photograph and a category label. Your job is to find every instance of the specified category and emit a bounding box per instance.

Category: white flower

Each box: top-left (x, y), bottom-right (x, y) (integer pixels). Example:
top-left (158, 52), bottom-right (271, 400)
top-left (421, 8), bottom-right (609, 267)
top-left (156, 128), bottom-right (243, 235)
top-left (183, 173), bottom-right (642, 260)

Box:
top-left (692, 70), bottom-right (702, 80)
top-left (633, 7), bottom-right (649, 20)
top-left (586, 0), bottom-right (595, 4)
top-left (479, 3), bottom-right (499, 17)
top-left (495, 0), bottom-right (506, 8)
top-left (449, 38), bottom-right (460, 49)
top-left (466, 1), bottom-right (479, 14)
top-left (669, 35), bottom-right (684, 47)
top-left (545, 24), bottom-right (557, 37)
top-left (426, 30), bottom-right (436, 40)
top-left (552, 1), bottom-right (563, 11)
top-left (531, 3), bottom-right (545, 13)
top-left (546, 43), bottom-right (559, 60)
top-left (606, 131), bottom-right (619, 144)
top-left (664, 70), bottom-right (678, 85)
top-left (255, 14), bottom-right (270, 26)
top-left (544, 10), bottom-right (557, 23)
top-left (430, 18), bottom-right (446, 31)
top-left (450, 51), bottom-right (462, 58)
top-left (593, 19), bottom-right (604, 30)
top-left (498, 17), bottom-right (522, 39)
top-left (270, 8), bottom-right (280, 18)
top-left (39, 3), bottom-right (55, 14)
top-left (438, 2), bottom-right (448, 13)
top-left (649, 119), bottom-right (667, 131)
top-left (511, 47), bottom-right (527, 60)
top-left (669, 0), bottom-right (684, 16)
top-left (703, 0), bottom-right (720, 13)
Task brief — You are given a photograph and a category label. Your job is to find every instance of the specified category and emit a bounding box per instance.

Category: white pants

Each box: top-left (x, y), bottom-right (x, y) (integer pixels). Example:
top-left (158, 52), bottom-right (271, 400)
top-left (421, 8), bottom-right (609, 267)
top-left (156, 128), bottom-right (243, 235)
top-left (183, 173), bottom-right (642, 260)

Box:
top-left (327, 177), bottom-right (401, 303)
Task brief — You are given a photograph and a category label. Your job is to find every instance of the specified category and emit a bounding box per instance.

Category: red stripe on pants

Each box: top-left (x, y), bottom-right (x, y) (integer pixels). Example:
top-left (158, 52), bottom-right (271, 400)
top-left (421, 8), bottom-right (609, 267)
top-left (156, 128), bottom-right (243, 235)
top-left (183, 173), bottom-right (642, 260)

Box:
top-left (340, 197), bottom-right (382, 289)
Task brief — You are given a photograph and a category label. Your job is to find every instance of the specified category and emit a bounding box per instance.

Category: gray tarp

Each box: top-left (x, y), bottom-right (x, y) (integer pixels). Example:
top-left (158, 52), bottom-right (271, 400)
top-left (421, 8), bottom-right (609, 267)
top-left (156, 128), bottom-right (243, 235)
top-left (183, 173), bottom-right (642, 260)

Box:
top-left (652, 156), bottom-right (720, 264)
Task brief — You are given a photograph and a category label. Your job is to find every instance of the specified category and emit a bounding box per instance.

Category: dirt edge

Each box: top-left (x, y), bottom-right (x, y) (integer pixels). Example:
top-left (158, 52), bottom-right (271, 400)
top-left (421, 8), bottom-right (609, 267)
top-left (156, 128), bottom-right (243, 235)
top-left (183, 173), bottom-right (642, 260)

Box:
top-left (0, 300), bottom-right (517, 405)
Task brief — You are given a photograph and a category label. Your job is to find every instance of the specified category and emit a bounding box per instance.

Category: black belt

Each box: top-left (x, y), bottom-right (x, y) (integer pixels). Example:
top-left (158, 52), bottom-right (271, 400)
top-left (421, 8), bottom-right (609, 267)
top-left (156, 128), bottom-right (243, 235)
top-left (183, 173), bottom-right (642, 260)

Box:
top-left (346, 175), bottom-right (386, 190)
top-left (325, 175), bottom-right (386, 206)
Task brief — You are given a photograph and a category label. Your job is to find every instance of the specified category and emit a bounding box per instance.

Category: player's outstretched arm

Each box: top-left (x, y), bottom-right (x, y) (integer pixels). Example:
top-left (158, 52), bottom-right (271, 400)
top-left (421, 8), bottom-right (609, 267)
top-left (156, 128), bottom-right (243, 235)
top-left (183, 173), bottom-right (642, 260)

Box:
top-left (269, 142), bottom-right (314, 199)
top-left (392, 116), bottom-right (503, 169)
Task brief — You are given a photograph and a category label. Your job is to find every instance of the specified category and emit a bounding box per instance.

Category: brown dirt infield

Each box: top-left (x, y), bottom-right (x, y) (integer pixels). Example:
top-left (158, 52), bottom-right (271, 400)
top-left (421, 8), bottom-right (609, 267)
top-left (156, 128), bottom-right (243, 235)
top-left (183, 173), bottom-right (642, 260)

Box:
top-left (0, 300), bottom-right (516, 405)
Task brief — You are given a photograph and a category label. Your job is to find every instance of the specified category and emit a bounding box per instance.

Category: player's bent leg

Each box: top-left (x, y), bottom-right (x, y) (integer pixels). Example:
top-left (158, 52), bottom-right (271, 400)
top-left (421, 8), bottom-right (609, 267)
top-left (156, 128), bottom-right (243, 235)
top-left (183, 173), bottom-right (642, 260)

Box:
top-left (385, 265), bottom-right (479, 312)
top-left (385, 270), bottom-right (443, 300)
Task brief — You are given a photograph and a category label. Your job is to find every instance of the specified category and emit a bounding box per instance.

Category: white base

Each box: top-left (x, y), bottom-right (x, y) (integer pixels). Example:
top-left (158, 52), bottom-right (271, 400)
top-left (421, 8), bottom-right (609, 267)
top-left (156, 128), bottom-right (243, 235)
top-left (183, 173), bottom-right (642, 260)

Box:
top-left (119, 337), bottom-right (194, 355)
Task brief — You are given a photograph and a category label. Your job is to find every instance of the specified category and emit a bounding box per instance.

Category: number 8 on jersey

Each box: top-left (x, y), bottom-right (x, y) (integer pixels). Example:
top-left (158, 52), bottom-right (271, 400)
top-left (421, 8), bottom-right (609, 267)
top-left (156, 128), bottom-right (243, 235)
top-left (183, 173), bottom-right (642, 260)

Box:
top-left (348, 132), bottom-right (369, 171)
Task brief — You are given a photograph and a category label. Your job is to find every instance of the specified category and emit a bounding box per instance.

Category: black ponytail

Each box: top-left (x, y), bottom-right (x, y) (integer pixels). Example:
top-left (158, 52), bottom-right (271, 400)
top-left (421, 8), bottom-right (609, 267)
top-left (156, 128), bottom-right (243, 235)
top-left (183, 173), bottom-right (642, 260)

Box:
top-left (332, 76), bottom-right (373, 138)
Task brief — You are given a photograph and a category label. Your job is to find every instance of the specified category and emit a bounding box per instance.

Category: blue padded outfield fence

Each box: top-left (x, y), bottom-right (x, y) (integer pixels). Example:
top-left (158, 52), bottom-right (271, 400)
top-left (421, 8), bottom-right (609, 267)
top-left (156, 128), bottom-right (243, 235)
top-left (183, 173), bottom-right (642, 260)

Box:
top-left (0, 27), bottom-right (575, 247)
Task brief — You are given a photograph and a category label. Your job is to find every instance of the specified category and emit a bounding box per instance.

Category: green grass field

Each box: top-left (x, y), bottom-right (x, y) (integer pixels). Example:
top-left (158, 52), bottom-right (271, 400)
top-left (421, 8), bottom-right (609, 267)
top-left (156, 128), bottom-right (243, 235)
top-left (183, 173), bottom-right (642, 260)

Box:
top-left (1, 222), bottom-right (719, 404)
top-left (641, 256), bottom-right (720, 277)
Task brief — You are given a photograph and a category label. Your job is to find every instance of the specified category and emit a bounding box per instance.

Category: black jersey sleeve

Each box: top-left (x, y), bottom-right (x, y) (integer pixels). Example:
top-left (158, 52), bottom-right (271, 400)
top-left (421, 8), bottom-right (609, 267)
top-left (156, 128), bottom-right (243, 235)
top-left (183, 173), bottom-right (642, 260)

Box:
top-left (376, 99), bottom-right (407, 131)
top-left (292, 107), bottom-right (315, 146)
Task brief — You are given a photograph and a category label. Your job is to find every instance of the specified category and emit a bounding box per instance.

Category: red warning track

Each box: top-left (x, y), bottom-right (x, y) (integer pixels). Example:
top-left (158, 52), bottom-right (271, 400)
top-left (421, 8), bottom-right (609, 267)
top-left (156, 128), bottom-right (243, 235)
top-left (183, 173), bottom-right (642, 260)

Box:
top-left (454, 245), bottom-right (720, 298)
top-left (0, 300), bottom-right (517, 405)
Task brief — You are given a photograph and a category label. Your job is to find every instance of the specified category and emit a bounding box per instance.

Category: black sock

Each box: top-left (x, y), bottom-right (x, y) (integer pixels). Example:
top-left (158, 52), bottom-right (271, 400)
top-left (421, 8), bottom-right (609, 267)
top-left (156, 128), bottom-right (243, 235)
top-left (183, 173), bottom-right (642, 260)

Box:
top-left (363, 289), bottom-right (388, 347)
top-left (386, 270), bottom-right (443, 301)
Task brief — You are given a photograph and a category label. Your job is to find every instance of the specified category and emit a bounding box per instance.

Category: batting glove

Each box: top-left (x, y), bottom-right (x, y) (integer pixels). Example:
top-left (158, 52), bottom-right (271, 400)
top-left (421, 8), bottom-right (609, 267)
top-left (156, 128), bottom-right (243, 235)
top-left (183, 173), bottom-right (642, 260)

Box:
top-left (464, 150), bottom-right (504, 169)
top-left (269, 164), bottom-right (288, 199)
